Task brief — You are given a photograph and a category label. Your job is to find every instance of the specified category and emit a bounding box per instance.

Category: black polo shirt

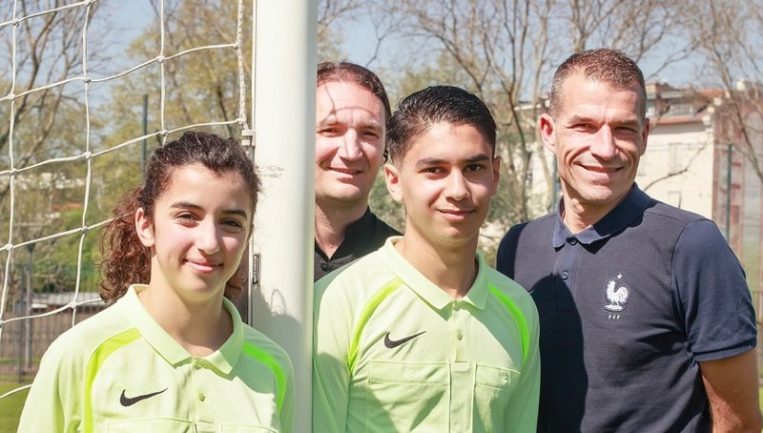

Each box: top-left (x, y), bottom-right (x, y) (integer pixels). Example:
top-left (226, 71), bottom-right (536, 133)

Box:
top-left (314, 208), bottom-right (400, 281)
top-left (496, 186), bottom-right (756, 433)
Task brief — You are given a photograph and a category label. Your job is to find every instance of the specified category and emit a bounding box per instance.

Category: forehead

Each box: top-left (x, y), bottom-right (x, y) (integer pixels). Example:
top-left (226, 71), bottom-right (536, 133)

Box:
top-left (316, 81), bottom-right (385, 124)
top-left (401, 122), bottom-right (491, 165)
top-left (160, 164), bottom-right (252, 209)
top-left (556, 72), bottom-right (643, 121)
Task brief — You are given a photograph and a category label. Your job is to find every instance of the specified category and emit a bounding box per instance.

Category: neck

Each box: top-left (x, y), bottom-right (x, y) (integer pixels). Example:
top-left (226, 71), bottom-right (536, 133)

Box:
top-left (314, 199), bottom-right (367, 258)
top-left (395, 231), bottom-right (479, 299)
top-left (138, 281), bottom-right (232, 357)
top-left (560, 188), bottom-right (631, 234)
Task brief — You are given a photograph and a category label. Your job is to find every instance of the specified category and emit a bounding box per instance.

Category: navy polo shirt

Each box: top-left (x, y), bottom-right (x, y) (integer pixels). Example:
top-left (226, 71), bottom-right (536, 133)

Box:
top-left (314, 208), bottom-right (400, 281)
top-left (496, 186), bottom-right (757, 433)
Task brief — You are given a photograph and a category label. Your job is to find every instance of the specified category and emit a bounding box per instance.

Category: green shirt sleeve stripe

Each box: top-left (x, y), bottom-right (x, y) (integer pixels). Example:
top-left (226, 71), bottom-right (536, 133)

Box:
top-left (348, 277), bottom-right (403, 372)
top-left (83, 328), bottom-right (141, 433)
top-left (242, 341), bottom-right (287, 413)
top-left (488, 285), bottom-right (530, 364)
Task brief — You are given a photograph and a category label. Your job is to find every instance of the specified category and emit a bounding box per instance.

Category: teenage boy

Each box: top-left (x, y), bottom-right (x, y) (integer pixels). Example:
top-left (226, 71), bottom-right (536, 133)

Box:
top-left (313, 86), bottom-right (540, 433)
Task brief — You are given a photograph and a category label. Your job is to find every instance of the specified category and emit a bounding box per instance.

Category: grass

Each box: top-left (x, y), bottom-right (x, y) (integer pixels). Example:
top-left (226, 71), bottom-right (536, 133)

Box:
top-left (0, 382), bottom-right (29, 433)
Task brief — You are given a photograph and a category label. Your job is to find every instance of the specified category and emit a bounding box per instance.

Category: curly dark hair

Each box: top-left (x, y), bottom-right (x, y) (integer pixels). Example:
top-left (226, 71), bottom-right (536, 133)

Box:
top-left (99, 131), bottom-right (260, 303)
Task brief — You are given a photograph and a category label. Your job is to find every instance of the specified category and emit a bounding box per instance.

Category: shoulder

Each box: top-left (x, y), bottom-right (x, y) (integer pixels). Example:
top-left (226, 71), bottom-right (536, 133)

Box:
top-left (315, 249), bottom-right (394, 304)
top-left (497, 213), bottom-right (555, 274)
top-left (484, 267), bottom-right (538, 320)
top-left (641, 200), bottom-right (707, 228)
top-left (241, 325), bottom-right (294, 374)
top-left (638, 201), bottom-right (727, 250)
top-left (36, 302), bottom-right (133, 370)
top-left (499, 213), bottom-right (555, 248)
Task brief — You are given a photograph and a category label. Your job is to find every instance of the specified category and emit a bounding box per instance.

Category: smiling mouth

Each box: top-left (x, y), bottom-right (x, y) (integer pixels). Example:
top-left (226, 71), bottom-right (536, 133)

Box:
top-left (185, 260), bottom-right (221, 273)
top-left (330, 167), bottom-right (363, 175)
top-left (579, 164), bottom-right (621, 173)
top-left (437, 208), bottom-right (475, 217)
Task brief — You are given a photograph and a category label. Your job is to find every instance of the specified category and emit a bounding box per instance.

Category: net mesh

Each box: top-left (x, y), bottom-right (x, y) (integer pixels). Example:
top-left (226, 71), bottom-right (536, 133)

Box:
top-left (0, 0), bottom-right (250, 405)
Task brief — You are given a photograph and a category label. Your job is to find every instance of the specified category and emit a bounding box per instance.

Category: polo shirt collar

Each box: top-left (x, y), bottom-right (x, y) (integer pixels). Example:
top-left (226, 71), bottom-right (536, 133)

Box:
top-left (206, 297), bottom-right (244, 375)
top-left (553, 185), bottom-right (652, 248)
top-left (381, 237), bottom-right (490, 311)
top-left (122, 285), bottom-right (243, 375)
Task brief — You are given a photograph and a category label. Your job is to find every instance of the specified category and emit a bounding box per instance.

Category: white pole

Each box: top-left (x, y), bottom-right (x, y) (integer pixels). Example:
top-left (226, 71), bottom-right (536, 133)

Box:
top-left (251, 0), bottom-right (316, 431)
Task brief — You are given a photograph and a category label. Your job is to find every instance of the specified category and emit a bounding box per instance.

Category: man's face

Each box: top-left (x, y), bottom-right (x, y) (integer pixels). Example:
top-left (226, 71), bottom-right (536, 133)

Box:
top-left (384, 122), bottom-right (499, 249)
top-left (315, 81), bottom-right (386, 208)
top-left (540, 72), bottom-right (649, 212)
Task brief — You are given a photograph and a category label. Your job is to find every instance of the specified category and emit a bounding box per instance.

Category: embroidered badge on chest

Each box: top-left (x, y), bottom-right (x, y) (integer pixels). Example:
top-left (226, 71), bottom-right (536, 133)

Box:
top-left (603, 273), bottom-right (630, 320)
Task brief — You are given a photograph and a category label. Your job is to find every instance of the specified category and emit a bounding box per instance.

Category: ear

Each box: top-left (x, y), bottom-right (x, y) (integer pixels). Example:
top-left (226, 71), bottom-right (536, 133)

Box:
top-left (490, 155), bottom-right (501, 195)
top-left (135, 207), bottom-right (155, 248)
top-left (539, 113), bottom-right (557, 153)
top-left (383, 163), bottom-right (403, 202)
top-left (640, 117), bottom-right (650, 156)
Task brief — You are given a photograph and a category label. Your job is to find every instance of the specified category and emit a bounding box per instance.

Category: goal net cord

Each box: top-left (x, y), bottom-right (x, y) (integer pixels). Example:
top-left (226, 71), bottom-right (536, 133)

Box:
top-left (0, 0), bottom-right (250, 399)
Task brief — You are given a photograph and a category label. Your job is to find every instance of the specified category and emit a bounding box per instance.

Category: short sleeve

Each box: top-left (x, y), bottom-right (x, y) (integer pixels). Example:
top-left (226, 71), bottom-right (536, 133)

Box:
top-left (17, 335), bottom-right (83, 433)
top-left (672, 219), bottom-right (757, 362)
top-left (279, 354), bottom-right (296, 433)
top-left (503, 301), bottom-right (540, 432)
top-left (496, 223), bottom-right (525, 277)
top-left (312, 277), bottom-right (354, 433)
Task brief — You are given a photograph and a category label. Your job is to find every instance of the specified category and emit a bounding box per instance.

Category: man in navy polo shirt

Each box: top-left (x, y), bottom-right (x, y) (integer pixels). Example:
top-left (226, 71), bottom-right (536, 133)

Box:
top-left (497, 48), bottom-right (761, 432)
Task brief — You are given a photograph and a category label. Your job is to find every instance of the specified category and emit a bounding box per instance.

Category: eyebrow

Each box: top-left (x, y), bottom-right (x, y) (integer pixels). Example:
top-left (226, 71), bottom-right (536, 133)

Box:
top-left (317, 116), bottom-right (382, 129)
top-left (170, 202), bottom-right (249, 219)
top-left (566, 114), bottom-right (641, 127)
top-left (414, 153), bottom-right (491, 168)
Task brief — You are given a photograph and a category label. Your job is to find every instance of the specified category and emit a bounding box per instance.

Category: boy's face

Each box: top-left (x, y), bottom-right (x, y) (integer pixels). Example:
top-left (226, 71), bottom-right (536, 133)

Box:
top-left (384, 122), bottom-right (499, 249)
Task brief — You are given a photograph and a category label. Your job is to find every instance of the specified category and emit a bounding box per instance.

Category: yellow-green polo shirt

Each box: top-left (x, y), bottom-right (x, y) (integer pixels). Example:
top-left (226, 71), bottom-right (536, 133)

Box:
top-left (18, 284), bottom-right (294, 433)
top-left (312, 237), bottom-right (540, 433)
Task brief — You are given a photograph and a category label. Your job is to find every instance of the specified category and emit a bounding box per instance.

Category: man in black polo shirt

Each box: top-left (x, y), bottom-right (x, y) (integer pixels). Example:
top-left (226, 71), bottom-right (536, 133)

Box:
top-left (497, 48), bottom-right (761, 432)
top-left (314, 62), bottom-right (399, 281)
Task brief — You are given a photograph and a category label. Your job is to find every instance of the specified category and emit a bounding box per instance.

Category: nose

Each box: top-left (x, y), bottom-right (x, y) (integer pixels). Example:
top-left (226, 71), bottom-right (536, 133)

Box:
top-left (338, 129), bottom-right (363, 161)
top-left (196, 220), bottom-right (221, 254)
top-left (445, 170), bottom-right (470, 201)
top-left (589, 126), bottom-right (617, 160)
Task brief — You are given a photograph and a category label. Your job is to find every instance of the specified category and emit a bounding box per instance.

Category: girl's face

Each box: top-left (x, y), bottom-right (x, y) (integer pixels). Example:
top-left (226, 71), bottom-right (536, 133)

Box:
top-left (136, 163), bottom-right (252, 304)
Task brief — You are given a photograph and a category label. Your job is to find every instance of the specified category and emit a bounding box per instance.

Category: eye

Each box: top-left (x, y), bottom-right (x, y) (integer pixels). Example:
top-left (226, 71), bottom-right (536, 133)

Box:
top-left (615, 125), bottom-right (638, 135)
top-left (222, 219), bottom-right (244, 228)
top-left (465, 163), bottom-right (485, 172)
top-left (318, 126), bottom-right (342, 136)
top-left (176, 212), bottom-right (197, 225)
top-left (422, 166), bottom-right (444, 175)
top-left (361, 129), bottom-right (381, 140)
top-left (571, 123), bottom-right (595, 132)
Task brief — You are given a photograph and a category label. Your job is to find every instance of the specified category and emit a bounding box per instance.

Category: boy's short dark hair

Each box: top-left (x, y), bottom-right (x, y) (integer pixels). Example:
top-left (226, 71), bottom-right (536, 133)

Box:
top-left (387, 86), bottom-right (496, 164)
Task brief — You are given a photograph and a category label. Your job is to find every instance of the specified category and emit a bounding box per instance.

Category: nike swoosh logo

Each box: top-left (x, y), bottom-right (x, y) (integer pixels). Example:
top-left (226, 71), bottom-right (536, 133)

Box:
top-left (384, 331), bottom-right (426, 348)
top-left (120, 388), bottom-right (168, 407)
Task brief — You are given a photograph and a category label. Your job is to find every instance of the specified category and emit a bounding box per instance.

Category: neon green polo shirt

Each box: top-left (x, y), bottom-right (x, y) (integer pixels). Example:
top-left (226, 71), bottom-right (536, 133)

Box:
top-left (18, 285), bottom-right (294, 433)
top-left (312, 237), bottom-right (540, 433)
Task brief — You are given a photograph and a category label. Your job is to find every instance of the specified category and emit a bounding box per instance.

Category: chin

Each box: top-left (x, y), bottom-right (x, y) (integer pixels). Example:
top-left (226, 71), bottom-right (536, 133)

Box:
top-left (579, 186), bottom-right (628, 206)
top-left (322, 186), bottom-right (370, 203)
